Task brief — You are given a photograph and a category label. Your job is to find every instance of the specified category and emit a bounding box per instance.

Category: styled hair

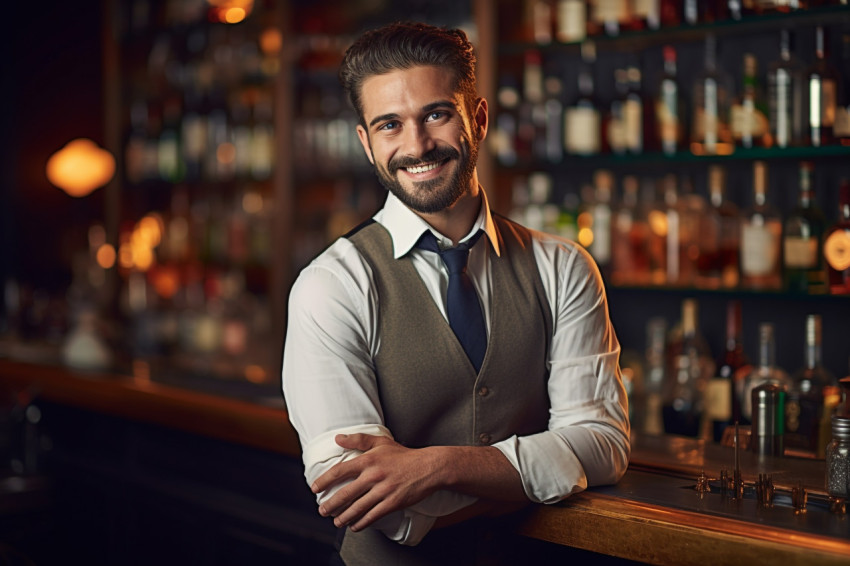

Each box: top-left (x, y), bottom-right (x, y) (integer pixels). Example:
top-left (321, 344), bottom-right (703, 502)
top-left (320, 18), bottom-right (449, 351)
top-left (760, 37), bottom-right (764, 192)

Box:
top-left (338, 22), bottom-right (478, 125)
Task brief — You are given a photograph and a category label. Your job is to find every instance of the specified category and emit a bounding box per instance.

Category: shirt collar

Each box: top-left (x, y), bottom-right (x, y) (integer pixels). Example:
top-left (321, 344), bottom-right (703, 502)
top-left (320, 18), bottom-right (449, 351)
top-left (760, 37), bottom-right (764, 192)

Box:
top-left (376, 188), bottom-right (502, 259)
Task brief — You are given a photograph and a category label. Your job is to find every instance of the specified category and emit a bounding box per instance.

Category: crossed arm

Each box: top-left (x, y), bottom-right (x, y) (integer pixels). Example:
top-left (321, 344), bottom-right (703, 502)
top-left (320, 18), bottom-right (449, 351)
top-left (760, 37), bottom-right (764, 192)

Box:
top-left (311, 433), bottom-right (529, 533)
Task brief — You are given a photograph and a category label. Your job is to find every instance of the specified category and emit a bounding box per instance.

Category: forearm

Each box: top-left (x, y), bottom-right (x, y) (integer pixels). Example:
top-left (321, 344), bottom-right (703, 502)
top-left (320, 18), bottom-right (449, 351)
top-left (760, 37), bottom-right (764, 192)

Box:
top-left (427, 444), bottom-right (528, 502)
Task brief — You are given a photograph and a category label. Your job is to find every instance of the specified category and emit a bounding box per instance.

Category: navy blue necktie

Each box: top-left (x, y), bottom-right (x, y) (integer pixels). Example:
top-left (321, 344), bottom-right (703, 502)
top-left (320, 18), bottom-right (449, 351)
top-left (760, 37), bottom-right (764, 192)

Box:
top-left (416, 230), bottom-right (487, 372)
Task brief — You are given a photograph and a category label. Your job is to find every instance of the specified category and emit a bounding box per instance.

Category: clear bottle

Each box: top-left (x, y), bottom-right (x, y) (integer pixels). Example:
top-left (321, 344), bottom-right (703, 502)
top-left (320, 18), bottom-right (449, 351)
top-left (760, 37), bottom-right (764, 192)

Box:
top-left (741, 322), bottom-right (792, 423)
top-left (543, 74), bottom-right (565, 163)
top-left (565, 41), bottom-right (601, 156)
top-left (824, 178), bottom-right (850, 295)
top-left (643, 317), bottom-right (667, 436)
top-left (741, 161), bottom-right (783, 290)
top-left (805, 26), bottom-right (840, 147)
top-left (786, 314), bottom-right (838, 455)
top-left (655, 45), bottom-right (683, 156)
top-left (767, 29), bottom-right (805, 148)
top-left (624, 65), bottom-right (647, 154)
top-left (663, 298), bottom-right (716, 437)
top-left (783, 161), bottom-right (827, 294)
top-left (696, 165), bottom-right (740, 289)
top-left (731, 53), bottom-right (770, 149)
top-left (691, 34), bottom-right (733, 155)
top-left (587, 170), bottom-right (613, 274)
top-left (611, 175), bottom-right (650, 286)
top-left (607, 68), bottom-right (630, 155)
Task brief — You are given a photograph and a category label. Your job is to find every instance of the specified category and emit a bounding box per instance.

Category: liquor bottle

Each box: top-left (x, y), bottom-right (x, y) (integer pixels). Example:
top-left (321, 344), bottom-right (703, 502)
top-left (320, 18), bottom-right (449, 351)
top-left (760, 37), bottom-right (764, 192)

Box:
top-left (565, 41), bottom-right (601, 156)
top-left (663, 175), bottom-right (701, 287)
top-left (583, 170), bottom-right (614, 274)
top-left (835, 29), bottom-right (850, 145)
top-left (663, 298), bottom-right (716, 437)
top-left (543, 73), bottom-right (565, 163)
top-left (785, 314), bottom-right (838, 455)
top-left (783, 161), bottom-right (827, 294)
top-left (527, 0), bottom-right (554, 44)
top-left (731, 53), bottom-right (770, 149)
top-left (741, 161), bottom-right (783, 290)
top-left (741, 322), bottom-right (792, 423)
top-left (591, 0), bottom-right (631, 36)
top-left (805, 26), bottom-right (840, 147)
top-left (493, 76), bottom-right (521, 165)
top-left (556, 0), bottom-right (587, 43)
top-left (696, 165), bottom-right (740, 289)
top-left (642, 178), bottom-right (667, 285)
top-left (655, 45), bottom-right (683, 156)
top-left (611, 175), bottom-right (650, 286)
top-left (624, 66), bottom-right (646, 154)
top-left (824, 178), bottom-right (850, 295)
top-left (691, 34), bottom-right (733, 155)
top-left (704, 301), bottom-right (751, 441)
top-left (643, 317), bottom-right (667, 436)
top-left (632, 0), bottom-right (661, 29)
top-left (767, 29), bottom-right (805, 148)
top-left (607, 68), bottom-right (630, 155)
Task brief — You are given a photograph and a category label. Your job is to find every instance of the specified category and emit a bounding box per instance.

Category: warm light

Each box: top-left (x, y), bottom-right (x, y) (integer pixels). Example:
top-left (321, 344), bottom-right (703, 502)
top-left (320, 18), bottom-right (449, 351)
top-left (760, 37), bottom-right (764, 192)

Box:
top-left (138, 214), bottom-right (163, 248)
top-left (244, 365), bottom-right (267, 384)
top-left (133, 244), bottom-right (154, 272)
top-left (46, 138), bottom-right (115, 197)
top-left (577, 211), bottom-right (593, 230)
top-left (119, 243), bottom-right (134, 269)
top-left (217, 142), bottom-right (236, 164)
top-left (96, 244), bottom-right (116, 269)
top-left (149, 264), bottom-right (180, 299)
top-left (578, 227), bottom-right (594, 248)
top-left (648, 210), bottom-right (668, 237)
top-left (224, 7), bottom-right (246, 23)
top-left (260, 27), bottom-right (282, 54)
top-left (242, 191), bottom-right (263, 214)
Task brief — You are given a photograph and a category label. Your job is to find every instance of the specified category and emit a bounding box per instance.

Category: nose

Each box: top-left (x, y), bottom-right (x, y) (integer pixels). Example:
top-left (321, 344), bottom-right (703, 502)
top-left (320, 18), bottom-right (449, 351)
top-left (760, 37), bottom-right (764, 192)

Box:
top-left (401, 122), bottom-right (436, 159)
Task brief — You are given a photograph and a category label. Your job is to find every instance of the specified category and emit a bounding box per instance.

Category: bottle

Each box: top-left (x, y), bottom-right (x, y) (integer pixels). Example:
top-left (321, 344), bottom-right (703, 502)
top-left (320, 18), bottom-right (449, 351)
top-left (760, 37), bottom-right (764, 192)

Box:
top-left (632, 0), bottom-right (661, 29)
top-left (741, 322), bottom-right (792, 423)
top-left (663, 298), bottom-right (716, 437)
top-left (691, 34), bottom-right (733, 155)
top-left (767, 29), bottom-right (805, 148)
top-left (696, 165), bottom-right (740, 289)
top-left (611, 175), bottom-right (650, 286)
top-left (642, 178), bottom-right (667, 286)
top-left (835, 29), bottom-right (850, 145)
top-left (565, 41), bottom-right (601, 156)
top-left (741, 161), bottom-right (783, 291)
top-left (731, 53), bottom-right (770, 149)
top-left (590, 0), bottom-right (631, 36)
top-left (824, 178), bottom-right (850, 295)
top-left (786, 315), bottom-right (838, 455)
top-left (663, 175), bottom-right (701, 287)
top-left (825, 377), bottom-right (850, 500)
top-left (493, 76), bottom-right (521, 166)
top-left (556, 0), bottom-right (587, 43)
top-left (607, 68), bottom-right (630, 155)
top-left (655, 45), bottom-right (683, 156)
top-left (588, 170), bottom-right (613, 275)
top-left (720, 301), bottom-right (752, 430)
top-left (805, 26), bottom-right (840, 147)
top-left (624, 66), bottom-right (647, 154)
top-left (643, 317), bottom-right (667, 436)
top-left (543, 73), bottom-right (565, 163)
top-left (783, 161), bottom-right (827, 294)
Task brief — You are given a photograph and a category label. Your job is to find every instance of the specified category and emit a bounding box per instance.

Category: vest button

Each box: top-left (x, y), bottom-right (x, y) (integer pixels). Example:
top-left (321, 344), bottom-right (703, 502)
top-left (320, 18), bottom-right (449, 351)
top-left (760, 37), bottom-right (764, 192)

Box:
top-left (477, 386), bottom-right (489, 397)
top-left (478, 433), bottom-right (491, 445)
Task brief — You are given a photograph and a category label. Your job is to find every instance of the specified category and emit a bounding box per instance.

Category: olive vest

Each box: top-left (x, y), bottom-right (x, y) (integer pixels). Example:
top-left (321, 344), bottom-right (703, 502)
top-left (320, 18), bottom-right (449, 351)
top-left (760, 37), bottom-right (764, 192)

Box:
top-left (339, 214), bottom-right (552, 566)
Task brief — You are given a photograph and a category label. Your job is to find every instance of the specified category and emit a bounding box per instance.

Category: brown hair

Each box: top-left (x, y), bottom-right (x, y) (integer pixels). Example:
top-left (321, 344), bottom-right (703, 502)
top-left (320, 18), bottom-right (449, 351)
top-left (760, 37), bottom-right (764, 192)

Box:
top-left (338, 22), bottom-right (478, 125)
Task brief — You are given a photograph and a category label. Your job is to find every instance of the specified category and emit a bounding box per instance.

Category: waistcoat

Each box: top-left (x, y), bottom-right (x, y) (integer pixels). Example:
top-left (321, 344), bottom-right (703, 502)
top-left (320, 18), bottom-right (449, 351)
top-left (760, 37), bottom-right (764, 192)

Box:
top-left (339, 214), bottom-right (552, 566)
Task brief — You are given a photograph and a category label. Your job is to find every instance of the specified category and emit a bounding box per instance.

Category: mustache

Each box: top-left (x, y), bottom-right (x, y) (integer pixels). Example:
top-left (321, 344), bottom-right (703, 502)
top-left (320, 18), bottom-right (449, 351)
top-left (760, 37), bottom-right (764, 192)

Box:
top-left (388, 146), bottom-right (459, 173)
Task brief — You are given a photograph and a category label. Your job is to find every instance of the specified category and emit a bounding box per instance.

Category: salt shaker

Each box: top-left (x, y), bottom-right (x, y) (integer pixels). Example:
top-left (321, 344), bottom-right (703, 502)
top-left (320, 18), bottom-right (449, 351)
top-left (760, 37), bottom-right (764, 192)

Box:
top-left (825, 377), bottom-right (850, 502)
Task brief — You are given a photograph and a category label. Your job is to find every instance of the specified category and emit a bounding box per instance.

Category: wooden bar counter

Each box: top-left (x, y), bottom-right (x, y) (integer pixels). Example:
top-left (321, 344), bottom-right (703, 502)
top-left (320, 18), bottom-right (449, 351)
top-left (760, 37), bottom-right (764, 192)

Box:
top-left (1, 357), bottom-right (849, 565)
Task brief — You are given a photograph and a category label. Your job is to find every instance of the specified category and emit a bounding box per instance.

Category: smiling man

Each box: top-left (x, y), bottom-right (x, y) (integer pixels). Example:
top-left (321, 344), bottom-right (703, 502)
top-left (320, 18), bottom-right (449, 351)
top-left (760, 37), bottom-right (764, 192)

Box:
top-left (282, 22), bottom-right (630, 566)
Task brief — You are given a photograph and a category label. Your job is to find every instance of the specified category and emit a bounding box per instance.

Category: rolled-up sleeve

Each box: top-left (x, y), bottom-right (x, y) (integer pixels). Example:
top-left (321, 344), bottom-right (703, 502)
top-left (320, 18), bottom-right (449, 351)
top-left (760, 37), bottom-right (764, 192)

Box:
top-left (492, 239), bottom-right (630, 503)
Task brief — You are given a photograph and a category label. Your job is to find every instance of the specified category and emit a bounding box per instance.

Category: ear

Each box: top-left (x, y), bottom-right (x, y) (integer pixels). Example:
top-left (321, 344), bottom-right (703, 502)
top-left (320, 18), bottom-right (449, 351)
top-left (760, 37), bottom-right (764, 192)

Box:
top-left (473, 97), bottom-right (488, 142)
top-left (356, 125), bottom-right (375, 165)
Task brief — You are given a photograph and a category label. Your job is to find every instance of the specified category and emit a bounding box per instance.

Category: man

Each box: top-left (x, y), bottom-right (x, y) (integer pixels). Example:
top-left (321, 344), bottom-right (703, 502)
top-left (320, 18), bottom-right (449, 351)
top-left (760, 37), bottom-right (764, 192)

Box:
top-left (282, 22), bottom-right (629, 565)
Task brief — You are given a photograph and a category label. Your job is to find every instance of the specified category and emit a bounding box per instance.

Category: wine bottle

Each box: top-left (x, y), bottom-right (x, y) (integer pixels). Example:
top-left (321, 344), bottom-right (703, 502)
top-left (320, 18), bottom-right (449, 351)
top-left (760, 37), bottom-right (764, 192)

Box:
top-left (805, 26), bottom-right (840, 147)
top-left (696, 165), bottom-right (740, 289)
top-left (731, 53), bottom-right (770, 149)
top-left (783, 161), bottom-right (827, 294)
top-left (824, 178), bottom-right (850, 295)
top-left (691, 34), bottom-right (733, 155)
top-left (767, 29), bottom-right (805, 148)
top-left (741, 161), bottom-right (783, 290)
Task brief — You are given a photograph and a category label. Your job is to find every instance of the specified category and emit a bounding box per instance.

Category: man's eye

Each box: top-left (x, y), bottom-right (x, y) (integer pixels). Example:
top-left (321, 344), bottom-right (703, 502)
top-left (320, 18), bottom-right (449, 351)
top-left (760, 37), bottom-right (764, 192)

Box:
top-left (378, 122), bottom-right (398, 131)
top-left (426, 112), bottom-right (446, 122)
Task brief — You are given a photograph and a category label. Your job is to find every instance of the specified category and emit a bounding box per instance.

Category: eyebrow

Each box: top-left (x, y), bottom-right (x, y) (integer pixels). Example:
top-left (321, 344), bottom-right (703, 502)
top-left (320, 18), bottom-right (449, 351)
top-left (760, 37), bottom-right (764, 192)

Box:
top-left (368, 100), bottom-right (457, 129)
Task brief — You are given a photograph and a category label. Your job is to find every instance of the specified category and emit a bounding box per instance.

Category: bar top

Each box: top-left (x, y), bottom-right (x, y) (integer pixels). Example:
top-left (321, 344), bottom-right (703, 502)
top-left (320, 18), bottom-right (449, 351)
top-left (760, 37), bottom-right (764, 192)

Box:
top-left (2, 358), bottom-right (849, 565)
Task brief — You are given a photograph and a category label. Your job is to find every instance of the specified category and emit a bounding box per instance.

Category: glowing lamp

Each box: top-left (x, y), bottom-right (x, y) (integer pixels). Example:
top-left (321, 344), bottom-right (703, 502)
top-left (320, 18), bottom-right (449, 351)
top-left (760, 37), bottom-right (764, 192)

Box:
top-left (46, 138), bottom-right (116, 198)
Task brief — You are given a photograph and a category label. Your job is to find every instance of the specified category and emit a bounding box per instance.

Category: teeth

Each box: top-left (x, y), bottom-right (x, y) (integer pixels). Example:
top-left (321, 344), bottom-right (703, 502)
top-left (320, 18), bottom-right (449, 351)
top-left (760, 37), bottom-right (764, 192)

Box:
top-left (406, 162), bottom-right (439, 174)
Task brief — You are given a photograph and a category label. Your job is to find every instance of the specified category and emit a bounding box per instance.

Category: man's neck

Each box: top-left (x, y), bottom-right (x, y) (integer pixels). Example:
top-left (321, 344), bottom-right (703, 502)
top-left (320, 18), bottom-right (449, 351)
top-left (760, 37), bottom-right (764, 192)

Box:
top-left (417, 183), bottom-right (482, 246)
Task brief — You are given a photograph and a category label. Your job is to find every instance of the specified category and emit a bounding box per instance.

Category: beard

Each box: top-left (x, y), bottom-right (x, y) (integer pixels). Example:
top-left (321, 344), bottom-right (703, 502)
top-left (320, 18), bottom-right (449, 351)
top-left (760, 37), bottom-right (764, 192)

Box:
top-left (372, 136), bottom-right (479, 214)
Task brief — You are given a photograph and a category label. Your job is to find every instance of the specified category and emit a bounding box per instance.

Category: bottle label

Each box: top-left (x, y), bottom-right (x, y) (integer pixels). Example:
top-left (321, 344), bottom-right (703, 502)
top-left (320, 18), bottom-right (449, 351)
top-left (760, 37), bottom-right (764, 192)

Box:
top-left (624, 98), bottom-right (643, 152)
top-left (657, 80), bottom-right (679, 149)
top-left (741, 223), bottom-right (780, 276)
top-left (824, 230), bottom-right (850, 271)
top-left (834, 106), bottom-right (850, 137)
top-left (556, 1), bottom-right (586, 43)
top-left (565, 106), bottom-right (601, 154)
top-left (731, 103), bottom-right (768, 140)
top-left (784, 236), bottom-right (818, 268)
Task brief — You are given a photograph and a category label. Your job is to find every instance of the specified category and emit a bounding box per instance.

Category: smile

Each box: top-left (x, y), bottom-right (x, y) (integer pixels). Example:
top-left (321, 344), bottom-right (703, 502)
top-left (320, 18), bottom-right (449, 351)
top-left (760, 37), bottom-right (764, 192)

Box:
top-left (405, 162), bottom-right (441, 174)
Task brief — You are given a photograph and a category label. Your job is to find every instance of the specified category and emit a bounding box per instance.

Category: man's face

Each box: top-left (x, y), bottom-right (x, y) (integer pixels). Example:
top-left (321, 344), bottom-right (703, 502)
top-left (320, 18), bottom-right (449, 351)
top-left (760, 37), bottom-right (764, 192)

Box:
top-left (355, 65), bottom-right (485, 214)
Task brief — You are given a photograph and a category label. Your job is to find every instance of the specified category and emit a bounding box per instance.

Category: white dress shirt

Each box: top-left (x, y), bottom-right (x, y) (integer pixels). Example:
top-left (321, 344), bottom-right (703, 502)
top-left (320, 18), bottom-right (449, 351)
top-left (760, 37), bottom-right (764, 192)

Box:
top-left (282, 189), bottom-right (630, 546)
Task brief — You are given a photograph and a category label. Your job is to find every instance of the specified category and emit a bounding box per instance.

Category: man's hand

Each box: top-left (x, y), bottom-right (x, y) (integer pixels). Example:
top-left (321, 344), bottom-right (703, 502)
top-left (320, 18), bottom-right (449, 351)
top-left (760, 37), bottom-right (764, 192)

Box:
top-left (311, 433), bottom-right (442, 532)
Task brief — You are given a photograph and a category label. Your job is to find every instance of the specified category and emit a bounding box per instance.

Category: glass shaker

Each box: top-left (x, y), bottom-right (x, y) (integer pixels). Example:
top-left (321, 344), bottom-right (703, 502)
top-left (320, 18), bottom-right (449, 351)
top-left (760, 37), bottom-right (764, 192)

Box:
top-left (826, 377), bottom-right (850, 507)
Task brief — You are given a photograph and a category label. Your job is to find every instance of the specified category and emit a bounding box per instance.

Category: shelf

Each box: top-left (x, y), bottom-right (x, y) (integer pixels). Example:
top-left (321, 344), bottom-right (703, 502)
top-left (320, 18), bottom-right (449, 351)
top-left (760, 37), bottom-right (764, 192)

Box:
top-left (607, 284), bottom-right (850, 302)
top-left (500, 144), bottom-right (850, 171)
top-left (499, 4), bottom-right (850, 55)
